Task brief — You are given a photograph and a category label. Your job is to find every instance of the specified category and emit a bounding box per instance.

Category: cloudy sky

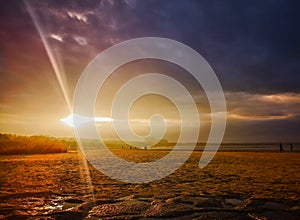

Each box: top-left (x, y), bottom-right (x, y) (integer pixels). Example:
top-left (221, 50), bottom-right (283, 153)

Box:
top-left (0, 0), bottom-right (300, 143)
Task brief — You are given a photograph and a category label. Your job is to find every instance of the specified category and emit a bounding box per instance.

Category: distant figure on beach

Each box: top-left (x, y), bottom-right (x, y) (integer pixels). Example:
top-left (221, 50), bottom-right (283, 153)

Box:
top-left (279, 143), bottom-right (284, 152)
top-left (290, 144), bottom-right (293, 152)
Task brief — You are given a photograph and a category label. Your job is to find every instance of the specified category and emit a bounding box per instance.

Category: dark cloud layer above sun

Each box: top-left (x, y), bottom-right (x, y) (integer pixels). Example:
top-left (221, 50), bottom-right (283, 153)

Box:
top-left (1, 0), bottom-right (300, 93)
top-left (0, 0), bottom-right (299, 141)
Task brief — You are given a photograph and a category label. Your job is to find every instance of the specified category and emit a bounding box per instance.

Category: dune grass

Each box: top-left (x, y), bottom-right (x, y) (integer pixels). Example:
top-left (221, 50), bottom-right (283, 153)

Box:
top-left (0, 133), bottom-right (67, 155)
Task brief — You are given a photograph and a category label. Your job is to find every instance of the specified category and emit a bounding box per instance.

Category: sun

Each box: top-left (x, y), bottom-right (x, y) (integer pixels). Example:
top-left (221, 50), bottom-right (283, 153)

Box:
top-left (60, 113), bottom-right (113, 128)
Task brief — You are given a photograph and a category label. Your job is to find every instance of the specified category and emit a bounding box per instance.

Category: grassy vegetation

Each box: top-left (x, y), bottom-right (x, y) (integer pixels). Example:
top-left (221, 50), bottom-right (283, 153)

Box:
top-left (0, 133), bottom-right (67, 155)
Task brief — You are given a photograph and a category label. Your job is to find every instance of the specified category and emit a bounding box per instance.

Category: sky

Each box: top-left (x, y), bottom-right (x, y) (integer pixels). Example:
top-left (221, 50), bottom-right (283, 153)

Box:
top-left (0, 0), bottom-right (300, 143)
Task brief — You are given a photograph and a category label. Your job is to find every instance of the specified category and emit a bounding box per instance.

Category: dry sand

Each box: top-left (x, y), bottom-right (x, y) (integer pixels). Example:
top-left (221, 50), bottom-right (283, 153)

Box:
top-left (0, 150), bottom-right (299, 219)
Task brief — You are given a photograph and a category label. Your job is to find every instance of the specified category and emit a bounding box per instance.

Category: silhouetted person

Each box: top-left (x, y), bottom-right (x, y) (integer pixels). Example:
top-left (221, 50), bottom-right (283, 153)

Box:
top-left (290, 144), bottom-right (293, 152)
top-left (279, 143), bottom-right (284, 152)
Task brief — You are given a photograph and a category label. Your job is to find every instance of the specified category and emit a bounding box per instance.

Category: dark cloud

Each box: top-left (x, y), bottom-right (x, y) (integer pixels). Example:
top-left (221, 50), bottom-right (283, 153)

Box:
top-left (125, 0), bottom-right (300, 93)
top-left (1, 1), bottom-right (299, 95)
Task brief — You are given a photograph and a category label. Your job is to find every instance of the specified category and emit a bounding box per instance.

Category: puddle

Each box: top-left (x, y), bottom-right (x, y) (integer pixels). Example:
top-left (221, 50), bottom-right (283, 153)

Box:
top-left (62, 202), bottom-right (80, 211)
top-left (32, 195), bottom-right (83, 215)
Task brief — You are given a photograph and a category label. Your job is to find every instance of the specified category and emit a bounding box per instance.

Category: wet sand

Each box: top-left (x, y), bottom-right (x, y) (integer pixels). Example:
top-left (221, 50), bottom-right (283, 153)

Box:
top-left (0, 150), bottom-right (299, 219)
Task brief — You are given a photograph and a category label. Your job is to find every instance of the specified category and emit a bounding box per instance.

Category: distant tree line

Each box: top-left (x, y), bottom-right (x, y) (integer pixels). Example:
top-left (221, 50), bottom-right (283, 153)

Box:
top-left (0, 133), bottom-right (67, 155)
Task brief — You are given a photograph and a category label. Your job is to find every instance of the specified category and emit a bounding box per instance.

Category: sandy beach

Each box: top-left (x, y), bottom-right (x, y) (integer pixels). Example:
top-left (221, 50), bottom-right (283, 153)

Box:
top-left (0, 150), bottom-right (299, 219)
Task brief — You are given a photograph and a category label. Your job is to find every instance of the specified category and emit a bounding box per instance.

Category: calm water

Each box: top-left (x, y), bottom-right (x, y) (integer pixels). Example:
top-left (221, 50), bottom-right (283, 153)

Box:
top-left (153, 143), bottom-right (300, 152)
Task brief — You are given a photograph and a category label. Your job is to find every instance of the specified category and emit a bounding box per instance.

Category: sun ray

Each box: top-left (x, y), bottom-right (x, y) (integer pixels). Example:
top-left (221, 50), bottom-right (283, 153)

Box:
top-left (24, 0), bottom-right (72, 112)
top-left (24, 0), bottom-right (95, 201)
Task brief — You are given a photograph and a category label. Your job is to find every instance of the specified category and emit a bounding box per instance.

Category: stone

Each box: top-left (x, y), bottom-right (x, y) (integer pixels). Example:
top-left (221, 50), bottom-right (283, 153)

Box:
top-left (262, 201), bottom-right (289, 211)
top-left (88, 200), bottom-right (150, 218)
top-left (225, 198), bottom-right (244, 207)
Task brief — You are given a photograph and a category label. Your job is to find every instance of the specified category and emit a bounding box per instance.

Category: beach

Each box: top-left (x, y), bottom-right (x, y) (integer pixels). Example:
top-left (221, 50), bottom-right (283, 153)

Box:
top-left (0, 150), bottom-right (299, 219)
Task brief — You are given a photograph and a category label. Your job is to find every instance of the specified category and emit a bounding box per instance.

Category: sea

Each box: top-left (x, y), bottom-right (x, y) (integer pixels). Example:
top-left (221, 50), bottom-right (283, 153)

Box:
top-left (152, 143), bottom-right (300, 152)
